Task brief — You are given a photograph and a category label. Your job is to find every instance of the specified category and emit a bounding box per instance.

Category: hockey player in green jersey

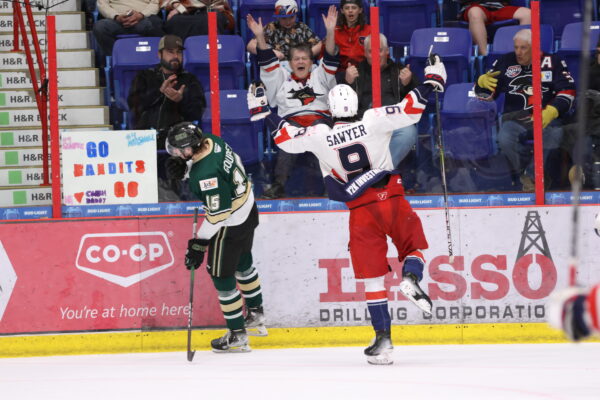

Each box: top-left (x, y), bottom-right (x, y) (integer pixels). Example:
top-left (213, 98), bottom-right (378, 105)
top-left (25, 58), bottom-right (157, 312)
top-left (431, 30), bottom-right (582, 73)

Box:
top-left (166, 121), bottom-right (266, 353)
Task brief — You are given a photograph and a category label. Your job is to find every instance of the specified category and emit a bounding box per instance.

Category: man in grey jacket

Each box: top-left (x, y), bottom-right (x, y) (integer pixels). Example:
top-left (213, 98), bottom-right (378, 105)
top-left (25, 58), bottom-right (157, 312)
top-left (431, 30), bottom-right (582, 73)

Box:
top-left (94, 0), bottom-right (164, 56)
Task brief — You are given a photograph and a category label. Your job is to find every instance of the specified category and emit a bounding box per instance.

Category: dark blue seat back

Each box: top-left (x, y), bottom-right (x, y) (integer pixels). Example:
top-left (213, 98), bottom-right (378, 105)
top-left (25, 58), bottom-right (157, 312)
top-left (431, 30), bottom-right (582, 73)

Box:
top-left (239, 0), bottom-right (280, 44)
top-left (557, 21), bottom-right (600, 83)
top-left (377, 0), bottom-right (437, 51)
top-left (406, 28), bottom-right (473, 86)
top-left (112, 37), bottom-right (161, 110)
top-left (201, 90), bottom-right (264, 165)
top-left (485, 24), bottom-right (555, 70)
top-left (183, 35), bottom-right (247, 91)
top-left (440, 82), bottom-right (498, 160)
top-left (307, 0), bottom-right (369, 39)
top-left (540, 0), bottom-right (592, 41)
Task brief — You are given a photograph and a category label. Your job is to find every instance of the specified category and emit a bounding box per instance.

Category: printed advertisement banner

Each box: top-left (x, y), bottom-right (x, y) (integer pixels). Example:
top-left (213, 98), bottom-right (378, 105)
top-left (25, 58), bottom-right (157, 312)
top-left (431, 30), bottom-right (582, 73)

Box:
top-left (61, 130), bottom-right (158, 206)
top-left (0, 206), bottom-right (599, 334)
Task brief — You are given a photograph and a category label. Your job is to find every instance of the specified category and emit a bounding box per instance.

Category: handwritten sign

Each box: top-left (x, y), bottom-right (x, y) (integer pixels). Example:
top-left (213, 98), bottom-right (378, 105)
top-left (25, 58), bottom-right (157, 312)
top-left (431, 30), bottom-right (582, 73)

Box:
top-left (61, 130), bottom-right (158, 205)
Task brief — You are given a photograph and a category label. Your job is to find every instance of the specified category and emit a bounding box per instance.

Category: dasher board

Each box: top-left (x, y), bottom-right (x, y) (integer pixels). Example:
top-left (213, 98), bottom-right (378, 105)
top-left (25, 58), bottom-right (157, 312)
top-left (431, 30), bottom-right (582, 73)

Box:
top-left (0, 148), bottom-right (48, 167)
top-left (0, 49), bottom-right (94, 69)
top-left (0, 87), bottom-right (104, 108)
top-left (0, 12), bottom-right (84, 32)
top-left (0, 69), bottom-right (98, 88)
top-left (0, 186), bottom-right (52, 206)
top-left (0, 167), bottom-right (49, 186)
top-left (0, 106), bottom-right (109, 127)
top-left (0, 31), bottom-right (88, 51)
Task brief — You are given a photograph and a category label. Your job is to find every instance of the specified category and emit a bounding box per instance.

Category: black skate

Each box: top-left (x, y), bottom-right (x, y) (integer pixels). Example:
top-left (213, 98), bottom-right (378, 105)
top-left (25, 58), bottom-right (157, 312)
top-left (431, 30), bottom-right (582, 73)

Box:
top-left (211, 329), bottom-right (251, 353)
top-left (244, 306), bottom-right (268, 336)
top-left (400, 272), bottom-right (433, 315)
top-left (364, 330), bottom-right (393, 365)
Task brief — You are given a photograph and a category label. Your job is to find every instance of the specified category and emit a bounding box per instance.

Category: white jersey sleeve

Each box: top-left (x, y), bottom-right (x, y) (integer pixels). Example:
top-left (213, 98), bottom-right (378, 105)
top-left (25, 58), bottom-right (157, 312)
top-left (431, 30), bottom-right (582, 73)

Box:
top-left (362, 87), bottom-right (429, 135)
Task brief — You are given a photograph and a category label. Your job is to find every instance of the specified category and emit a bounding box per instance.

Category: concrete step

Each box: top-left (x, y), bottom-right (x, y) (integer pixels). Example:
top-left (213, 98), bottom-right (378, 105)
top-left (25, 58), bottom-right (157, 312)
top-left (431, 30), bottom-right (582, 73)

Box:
top-left (0, 49), bottom-right (94, 69)
top-left (0, 125), bottom-right (111, 147)
top-left (0, 186), bottom-right (51, 206)
top-left (0, 147), bottom-right (48, 167)
top-left (0, 105), bottom-right (109, 128)
top-left (0, 167), bottom-right (49, 186)
top-left (0, 30), bottom-right (88, 51)
top-left (0, 87), bottom-right (104, 108)
top-left (0, 68), bottom-right (98, 88)
top-left (0, 0), bottom-right (80, 13)
top-left (0, 11), bottom-right (84, 32)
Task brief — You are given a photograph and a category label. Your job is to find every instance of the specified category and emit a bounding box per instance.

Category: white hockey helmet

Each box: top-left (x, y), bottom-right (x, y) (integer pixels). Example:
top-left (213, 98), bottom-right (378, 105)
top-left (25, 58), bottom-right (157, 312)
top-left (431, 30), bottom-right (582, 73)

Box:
top-left (328, 84), bottom-right (358, 118)
top-left (274, 0), bottom-right (298, 17)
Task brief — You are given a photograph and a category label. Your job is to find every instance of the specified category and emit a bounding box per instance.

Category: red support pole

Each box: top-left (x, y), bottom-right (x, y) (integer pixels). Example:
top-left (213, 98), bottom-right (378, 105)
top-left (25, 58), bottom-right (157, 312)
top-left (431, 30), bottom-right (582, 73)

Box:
top-left (47, 16), bottom-right (62, 218)
top-left (370, 6), bottom-right (381, 108)
top-left (530, 0), bottom-right (544, 205)
top-left (11, 0), bottom-right (20, 52)
top-left (208, 11), bottom-right (221, 137)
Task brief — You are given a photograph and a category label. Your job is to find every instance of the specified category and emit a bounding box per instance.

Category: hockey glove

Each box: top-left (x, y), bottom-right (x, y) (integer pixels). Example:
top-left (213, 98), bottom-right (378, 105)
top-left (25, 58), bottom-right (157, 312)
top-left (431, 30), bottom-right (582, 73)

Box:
top-left (540, 105), bottom-right (559, 129)
top-left (247, 81), bottom-right (271, 121)
top-left (165, 156), bottom-right (188, 180)
top-left (423, 54), bottom-right (447, 92)
top-left (547, 287), bottom-right (591, 341)
top-left (185, 238), bottom-right (210, 270)
top-left (477, 70), bottom-right (500, 91)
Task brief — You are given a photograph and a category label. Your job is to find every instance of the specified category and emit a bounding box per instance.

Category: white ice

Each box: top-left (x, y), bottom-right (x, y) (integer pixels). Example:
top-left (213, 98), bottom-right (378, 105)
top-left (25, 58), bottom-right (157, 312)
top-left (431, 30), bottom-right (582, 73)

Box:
top-left (2, 343), bottom-right (600, 400)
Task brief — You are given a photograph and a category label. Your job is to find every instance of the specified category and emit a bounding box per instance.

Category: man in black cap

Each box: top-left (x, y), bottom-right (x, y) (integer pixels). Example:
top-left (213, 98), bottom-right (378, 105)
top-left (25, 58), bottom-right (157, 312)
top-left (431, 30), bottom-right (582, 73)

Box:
top-left (128, 34), bottom-right (206, 200)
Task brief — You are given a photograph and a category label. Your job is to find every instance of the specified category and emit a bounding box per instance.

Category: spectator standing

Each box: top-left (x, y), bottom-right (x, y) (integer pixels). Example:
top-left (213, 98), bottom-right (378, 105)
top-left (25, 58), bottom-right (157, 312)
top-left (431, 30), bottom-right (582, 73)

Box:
top-left (343, 33), bottom-right (418, 168)
top-left (161, 0), bottom-right (235, 40)
top-left (455, 0), bottom-right (531, 56)
top-left (246, 6), bottom-right (339, 199)
top-left (94, 0), bottom-right (164, 56)
top-left (335, 0), bottom-right (370, 73)
top-left (246, 0), bottom-right (322, 61)
top-left (475, 29), bottom-right (576, 190)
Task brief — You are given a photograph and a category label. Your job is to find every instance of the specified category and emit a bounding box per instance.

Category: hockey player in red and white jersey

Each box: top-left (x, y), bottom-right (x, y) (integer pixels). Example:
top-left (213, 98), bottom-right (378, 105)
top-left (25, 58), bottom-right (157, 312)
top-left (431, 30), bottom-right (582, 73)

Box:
top-left (273, 55), bottom-right (447, 365)
top-left (548, 284), bottom-right (600, 342)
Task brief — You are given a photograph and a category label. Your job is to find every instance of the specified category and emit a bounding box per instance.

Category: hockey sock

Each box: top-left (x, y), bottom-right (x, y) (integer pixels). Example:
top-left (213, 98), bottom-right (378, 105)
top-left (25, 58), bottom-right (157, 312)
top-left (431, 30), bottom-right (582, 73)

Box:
top-left (364, 276), bottom-right (391, 332)
top-left (212, 276), bottom-right (245, 331)
top-left (403, 250), bottom-right (426, 281)
top-left (235, 254), bottom-right (263, 309)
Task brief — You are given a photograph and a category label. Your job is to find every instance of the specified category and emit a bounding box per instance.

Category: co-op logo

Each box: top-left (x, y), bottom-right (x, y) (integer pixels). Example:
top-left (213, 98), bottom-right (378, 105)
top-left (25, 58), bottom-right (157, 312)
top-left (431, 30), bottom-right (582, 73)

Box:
top-left (75, 232), bottom-right (174, 287)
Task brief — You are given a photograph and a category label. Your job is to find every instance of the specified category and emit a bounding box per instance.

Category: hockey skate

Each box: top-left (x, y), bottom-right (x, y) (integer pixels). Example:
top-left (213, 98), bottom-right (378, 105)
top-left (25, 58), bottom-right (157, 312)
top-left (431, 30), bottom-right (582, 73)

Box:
top-left (244, 306), bottom-right (268, 336)
top-left (364, 330), bottom-right (393, 365)
top-left (400, 272), bottom-right (433, 315)
top-left (211, 329), bottom-right (251, 353)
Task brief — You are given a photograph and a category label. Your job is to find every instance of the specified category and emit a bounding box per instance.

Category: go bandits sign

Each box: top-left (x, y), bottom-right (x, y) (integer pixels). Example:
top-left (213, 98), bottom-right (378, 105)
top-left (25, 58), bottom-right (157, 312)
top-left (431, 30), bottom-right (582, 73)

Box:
top-left (318, 211), bottom-right (557, 325)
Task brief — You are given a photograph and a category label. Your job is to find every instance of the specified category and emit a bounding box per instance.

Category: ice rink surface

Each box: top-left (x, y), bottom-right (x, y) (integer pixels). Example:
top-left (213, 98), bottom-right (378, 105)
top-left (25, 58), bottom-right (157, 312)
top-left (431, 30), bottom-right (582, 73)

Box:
top-left (2, 343), bottom-right (600, 400)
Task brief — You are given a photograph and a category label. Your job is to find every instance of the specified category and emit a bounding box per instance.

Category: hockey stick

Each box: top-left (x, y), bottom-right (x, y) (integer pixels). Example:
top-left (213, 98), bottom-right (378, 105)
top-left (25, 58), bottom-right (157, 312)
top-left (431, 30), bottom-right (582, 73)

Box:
top-left (187, 207), bottom-right (199, 362)
top-left (429, 47), bottom-right (454, 262)
top-left (567, 0), bottom-right (594, 287)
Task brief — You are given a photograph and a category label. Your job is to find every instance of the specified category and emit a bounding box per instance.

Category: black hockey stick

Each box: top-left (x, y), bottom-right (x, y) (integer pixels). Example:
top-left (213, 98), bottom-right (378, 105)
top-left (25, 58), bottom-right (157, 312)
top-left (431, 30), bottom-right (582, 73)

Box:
top-left (567, 0), bottom-right (594, 286)
top-left (429, 47), bottom-right (454, 262)
top-left (187, 207), bottom-right (199, 362)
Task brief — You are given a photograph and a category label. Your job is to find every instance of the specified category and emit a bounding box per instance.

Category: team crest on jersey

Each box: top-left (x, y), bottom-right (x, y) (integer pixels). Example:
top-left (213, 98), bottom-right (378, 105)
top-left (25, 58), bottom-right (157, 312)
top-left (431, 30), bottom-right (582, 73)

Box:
top-left (287, 86), bottom-right (322, 106)
top-left (200, 177), bottom-right (218, 191)
top-left (506, 65), bottom-right (522, 78)
top-left (377, 192), bottom-right (388, 201)
top-left (541, 71), bottom-right (553, 82)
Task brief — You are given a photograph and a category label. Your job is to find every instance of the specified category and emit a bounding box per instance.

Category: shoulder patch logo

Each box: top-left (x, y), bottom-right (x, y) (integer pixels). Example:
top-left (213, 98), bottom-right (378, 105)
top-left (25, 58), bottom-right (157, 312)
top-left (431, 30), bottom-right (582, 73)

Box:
top-left (541, 71), bottom-right (553, 82)
top-left (213, 143), bottom-right (222, 153)
top-left (506, 65), bottom-right (522, 78)
top-left (200, 177), bottom-right (219, 191)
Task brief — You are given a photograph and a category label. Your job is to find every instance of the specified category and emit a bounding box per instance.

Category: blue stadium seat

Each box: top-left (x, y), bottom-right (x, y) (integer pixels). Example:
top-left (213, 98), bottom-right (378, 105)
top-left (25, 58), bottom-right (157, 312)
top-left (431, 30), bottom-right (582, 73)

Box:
top-left (201, 90), bottom-right (264, 165)
top-left (307, 0), bottom-right (369, 40)
top-left (540, 0), bottom-right (596, 42)
top-left (439, 82), bottom-right (498, 160)
top-left (484, 24), bottom-right (554, 71)
top-left (183, 35), bottom-right (247, 91)
top-left (557, 21), bottom-right (600, 84)
top-left (111, 36), bottom-right (161, 128)
top-left (239, 0), bottom-right (280, 44)
top-left (377, 0), bottom-right (437, 58)
top-left (405, 28), bottom-right (474, 86)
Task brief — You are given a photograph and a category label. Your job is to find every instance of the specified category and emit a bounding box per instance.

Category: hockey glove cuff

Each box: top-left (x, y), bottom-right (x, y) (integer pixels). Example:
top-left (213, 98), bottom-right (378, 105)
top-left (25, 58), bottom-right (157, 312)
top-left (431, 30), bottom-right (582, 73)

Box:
top-left (247, 81), bottom-right (271, 121)
top-left (185, 238), bottom-right (210, 270)
top-left (423, 54), bottom-right (447, 92)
